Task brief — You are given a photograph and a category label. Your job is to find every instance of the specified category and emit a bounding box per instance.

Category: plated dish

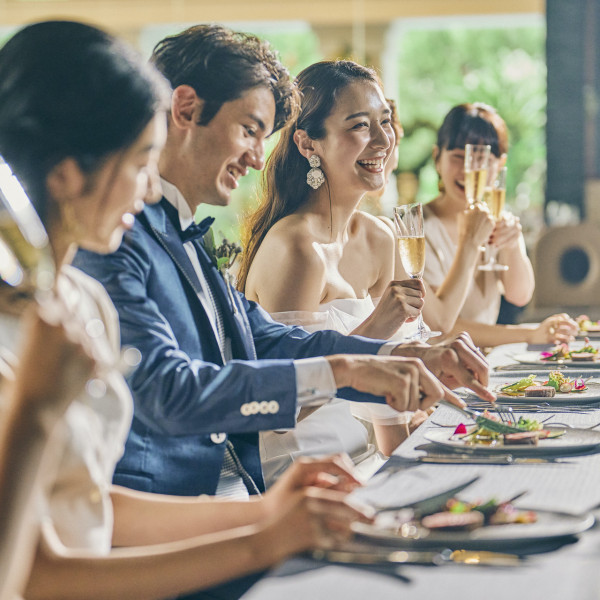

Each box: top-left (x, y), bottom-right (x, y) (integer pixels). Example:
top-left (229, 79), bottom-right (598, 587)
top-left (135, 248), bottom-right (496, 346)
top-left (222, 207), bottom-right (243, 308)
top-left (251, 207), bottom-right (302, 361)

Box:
top-left (424, 426), bottom-right (600, 455)
top-left (353, 508), bottom-right (594, 550)
top-left (577, 315), bottom-right (600, 338)
top-left (512, 339), bottom-right (600, 367)
top-left (512, 352), bottom-right (600, 368)
top-left (493, 373), bottom-right (600, 403)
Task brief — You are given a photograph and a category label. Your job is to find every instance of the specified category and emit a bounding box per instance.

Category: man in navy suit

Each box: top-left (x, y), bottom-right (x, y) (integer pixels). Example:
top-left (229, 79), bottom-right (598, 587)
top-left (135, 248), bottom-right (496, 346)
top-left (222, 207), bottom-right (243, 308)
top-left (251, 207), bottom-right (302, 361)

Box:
top-left (75, 25), bottom-right (493, 501)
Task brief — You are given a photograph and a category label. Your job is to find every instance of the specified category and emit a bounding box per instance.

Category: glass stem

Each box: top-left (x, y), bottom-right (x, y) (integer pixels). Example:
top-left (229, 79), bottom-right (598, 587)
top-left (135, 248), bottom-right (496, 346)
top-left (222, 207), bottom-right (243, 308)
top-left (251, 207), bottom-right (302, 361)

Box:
top-left (411, 274), bottom-right (426, 340)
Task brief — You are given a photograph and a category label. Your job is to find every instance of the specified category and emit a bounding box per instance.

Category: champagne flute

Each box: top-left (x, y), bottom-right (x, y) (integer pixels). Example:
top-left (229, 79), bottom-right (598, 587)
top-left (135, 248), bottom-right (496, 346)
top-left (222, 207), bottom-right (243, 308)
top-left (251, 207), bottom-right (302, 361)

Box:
top-left (0, 157), bottom-right (54, 312)
top-left (479, 166), bottom-right (508, 272)
top-left (464, 144), bottom-right (490, 205)
top-left (0, 156), bottom-right (139, 392)
top-left (393, 203), bottom-right (441, 341)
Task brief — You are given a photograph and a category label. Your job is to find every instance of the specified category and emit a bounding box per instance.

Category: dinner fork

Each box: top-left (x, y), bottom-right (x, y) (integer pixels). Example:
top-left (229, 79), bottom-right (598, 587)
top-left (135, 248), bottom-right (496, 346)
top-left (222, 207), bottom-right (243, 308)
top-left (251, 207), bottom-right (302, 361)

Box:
top-left (490, 403), bottom-right (518, 426)
top-left (440, 401), bottom-right (522, 433)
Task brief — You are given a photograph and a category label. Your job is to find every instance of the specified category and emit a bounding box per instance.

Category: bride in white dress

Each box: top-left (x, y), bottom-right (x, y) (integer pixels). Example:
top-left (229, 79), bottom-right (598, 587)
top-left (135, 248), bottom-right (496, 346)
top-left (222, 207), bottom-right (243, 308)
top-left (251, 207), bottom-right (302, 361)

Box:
top-left (237, 60), bottom-right (426, 485)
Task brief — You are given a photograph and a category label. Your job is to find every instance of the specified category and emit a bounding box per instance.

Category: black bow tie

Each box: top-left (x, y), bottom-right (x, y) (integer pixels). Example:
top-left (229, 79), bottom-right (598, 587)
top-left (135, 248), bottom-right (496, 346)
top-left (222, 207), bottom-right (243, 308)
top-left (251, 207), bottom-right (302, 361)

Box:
top-left (180, 216), bottom-right (215, 243)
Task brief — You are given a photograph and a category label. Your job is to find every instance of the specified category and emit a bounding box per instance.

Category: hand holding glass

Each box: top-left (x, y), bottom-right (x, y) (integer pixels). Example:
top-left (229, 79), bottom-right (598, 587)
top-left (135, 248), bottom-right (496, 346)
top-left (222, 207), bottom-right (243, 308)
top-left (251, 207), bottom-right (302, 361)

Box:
top-left (0, 157), bottom-right (139, 394)
top-left (393, 203), bottom-right (440, 341)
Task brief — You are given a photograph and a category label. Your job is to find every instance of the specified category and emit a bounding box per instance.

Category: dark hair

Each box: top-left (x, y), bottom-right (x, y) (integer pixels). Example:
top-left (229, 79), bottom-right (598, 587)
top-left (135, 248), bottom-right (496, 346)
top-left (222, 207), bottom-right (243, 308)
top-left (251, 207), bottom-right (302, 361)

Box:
top-left (237, 60), bottom-right (382, 292)
top-left (0, 20), bottom-right (171, 223)
top-left (436, 102), bottom-right (508, 158)
top-left (387, 98), bottom-right (403, 147)
top-left (151, 24), bottom-right (297, 134)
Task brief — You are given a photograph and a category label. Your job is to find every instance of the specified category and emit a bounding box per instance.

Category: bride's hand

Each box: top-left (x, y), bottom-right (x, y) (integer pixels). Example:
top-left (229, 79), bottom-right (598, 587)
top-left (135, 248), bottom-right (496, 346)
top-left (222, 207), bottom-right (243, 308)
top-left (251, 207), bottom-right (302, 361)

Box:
top-left (350, 279), bottom-right (425, 340)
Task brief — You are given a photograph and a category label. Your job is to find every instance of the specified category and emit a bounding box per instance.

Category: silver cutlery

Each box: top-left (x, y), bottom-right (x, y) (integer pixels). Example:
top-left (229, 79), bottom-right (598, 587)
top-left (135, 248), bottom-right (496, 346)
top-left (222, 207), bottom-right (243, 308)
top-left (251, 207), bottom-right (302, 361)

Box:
top-left (440, 400), bottom-right (521, 432)
top-left (312, 547), bottom-right (522, 567)
top-left (416, 453), bottom-right (560, 465)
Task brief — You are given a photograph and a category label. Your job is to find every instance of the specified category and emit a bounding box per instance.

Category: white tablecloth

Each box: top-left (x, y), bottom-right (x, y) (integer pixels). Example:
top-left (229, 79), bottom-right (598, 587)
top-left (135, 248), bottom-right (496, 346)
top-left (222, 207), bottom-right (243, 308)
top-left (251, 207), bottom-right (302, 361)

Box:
top-left (241, 343), bottom-right (600, 600)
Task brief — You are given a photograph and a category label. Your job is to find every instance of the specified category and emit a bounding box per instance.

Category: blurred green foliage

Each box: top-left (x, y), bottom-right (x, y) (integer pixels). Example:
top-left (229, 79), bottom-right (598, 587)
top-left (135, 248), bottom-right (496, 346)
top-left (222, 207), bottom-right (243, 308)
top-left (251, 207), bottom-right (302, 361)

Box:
top-left (394, 26), bottom-right (546, 211)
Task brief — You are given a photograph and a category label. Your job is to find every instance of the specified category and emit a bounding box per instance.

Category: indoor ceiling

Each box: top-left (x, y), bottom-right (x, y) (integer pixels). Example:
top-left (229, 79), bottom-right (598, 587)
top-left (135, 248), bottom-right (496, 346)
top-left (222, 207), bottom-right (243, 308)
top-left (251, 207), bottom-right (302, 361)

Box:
top-left (0, 0), bottom-right (544, 33)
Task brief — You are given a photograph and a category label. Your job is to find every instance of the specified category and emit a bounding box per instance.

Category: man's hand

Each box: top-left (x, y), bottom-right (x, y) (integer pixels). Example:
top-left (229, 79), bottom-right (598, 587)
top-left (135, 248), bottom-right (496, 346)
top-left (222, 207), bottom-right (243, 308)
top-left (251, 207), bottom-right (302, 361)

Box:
top-left (326, 354), bottom-right (464, 412)
top-left (391, 332), bottom-right (495, 403)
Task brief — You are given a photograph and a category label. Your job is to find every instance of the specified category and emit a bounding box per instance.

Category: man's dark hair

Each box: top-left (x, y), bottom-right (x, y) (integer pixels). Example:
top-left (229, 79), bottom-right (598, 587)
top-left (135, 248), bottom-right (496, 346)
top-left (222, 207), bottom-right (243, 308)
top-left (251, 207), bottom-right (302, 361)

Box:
top-left (151, 24), bottom-right (298, 133)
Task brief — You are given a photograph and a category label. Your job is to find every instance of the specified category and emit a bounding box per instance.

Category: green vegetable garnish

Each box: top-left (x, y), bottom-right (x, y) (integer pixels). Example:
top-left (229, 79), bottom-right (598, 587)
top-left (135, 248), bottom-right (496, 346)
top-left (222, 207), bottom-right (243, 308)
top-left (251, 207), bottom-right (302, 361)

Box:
top-left (500, 374), bottom-right (536, 395)
top-left (516, 417), bottom-right (543, 431)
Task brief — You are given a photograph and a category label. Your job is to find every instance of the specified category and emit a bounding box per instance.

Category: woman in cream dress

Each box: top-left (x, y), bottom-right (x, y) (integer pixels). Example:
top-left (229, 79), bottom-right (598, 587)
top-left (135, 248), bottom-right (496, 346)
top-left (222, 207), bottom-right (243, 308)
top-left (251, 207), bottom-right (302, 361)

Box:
top-left (0, 22), bottom-right (367, 600)
top-left (418, 103), bottom-right (577, 347)
top-left (238, 61), bottom-right (427, 483)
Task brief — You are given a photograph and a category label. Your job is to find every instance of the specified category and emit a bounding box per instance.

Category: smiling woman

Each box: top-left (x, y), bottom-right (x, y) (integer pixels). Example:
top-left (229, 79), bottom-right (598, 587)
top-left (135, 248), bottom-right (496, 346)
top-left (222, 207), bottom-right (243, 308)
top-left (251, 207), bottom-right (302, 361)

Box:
top-left (238, 60), bottom-right (429, 480)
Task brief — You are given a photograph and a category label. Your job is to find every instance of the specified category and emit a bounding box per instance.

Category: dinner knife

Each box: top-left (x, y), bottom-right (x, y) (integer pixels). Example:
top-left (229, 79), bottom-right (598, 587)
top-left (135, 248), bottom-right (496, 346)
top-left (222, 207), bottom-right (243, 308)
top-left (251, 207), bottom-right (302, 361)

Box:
top-left (311, 548), bottom-right (522, 567)
top-left (417, 453), bottom-right (557, 465)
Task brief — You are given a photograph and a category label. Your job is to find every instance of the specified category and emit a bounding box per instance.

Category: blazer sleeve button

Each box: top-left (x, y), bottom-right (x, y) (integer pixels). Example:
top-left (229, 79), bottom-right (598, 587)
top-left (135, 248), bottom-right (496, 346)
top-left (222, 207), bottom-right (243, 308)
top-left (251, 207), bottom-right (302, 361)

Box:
top-left (240, 403), bottom-right (251, 416)
top-left (268, 400), bottom-right (279, 414)
top-left (210, 433), bottom-right (226, 444)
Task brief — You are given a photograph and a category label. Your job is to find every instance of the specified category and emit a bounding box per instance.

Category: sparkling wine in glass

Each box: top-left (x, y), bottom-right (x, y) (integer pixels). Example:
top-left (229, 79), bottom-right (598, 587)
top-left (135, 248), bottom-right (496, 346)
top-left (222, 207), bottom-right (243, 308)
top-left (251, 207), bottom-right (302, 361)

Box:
top-left (393, 203), bottom-right (441, 341)
top-left (0, 157), bottom-right (54, 313)
top-left (464, 144), bottom-right (490, 205)
top-left (479, 166), bottom-right (508, 272)
top-left (0, 156), bottom-right (140, 391)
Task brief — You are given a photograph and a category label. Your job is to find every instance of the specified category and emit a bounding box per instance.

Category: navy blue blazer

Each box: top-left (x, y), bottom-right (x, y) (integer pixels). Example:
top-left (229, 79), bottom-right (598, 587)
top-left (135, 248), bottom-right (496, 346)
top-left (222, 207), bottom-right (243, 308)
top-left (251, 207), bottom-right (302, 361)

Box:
top-left (74, 199), bottom-right (388, 496)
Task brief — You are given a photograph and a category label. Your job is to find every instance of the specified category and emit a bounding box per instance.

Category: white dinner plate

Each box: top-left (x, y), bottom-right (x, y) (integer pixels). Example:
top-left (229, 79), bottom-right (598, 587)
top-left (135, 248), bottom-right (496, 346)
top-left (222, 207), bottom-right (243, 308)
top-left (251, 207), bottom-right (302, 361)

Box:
top-left (512, 351), bottom-right (600, 368)
top-left (577, 330), bottom-right (600, 340)
top-left (493, 380), bottom-right (600, 404)
top-left (353, 509), bottom-right (594, 550)
top-left (424, 426), bottom-right (600, 455)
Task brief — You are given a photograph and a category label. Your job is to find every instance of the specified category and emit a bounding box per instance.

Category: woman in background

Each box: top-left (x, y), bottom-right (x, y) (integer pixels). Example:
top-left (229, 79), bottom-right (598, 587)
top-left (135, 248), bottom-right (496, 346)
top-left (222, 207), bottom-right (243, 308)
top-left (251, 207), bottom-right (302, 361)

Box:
top-left (417, 102), bottom-right (577, 347)
top-left (0, 21), bottom-right (366, 600)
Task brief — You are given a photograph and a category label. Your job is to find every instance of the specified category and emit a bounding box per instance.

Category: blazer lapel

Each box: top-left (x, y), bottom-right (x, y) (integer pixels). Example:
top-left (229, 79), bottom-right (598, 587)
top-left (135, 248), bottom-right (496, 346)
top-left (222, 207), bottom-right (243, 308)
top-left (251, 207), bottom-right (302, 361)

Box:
top-left (140, 201), bottom-right (223, 360)
top-left (141, 200), bottom-right (256, 360)
top-left (141, 201), bottom-right (205, 297)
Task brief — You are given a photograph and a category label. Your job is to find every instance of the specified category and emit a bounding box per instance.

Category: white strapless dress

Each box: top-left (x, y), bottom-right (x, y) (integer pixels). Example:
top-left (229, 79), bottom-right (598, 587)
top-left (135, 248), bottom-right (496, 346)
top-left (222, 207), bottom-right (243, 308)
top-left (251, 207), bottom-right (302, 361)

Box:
top-left (260, 296), bottom-right (417, 486)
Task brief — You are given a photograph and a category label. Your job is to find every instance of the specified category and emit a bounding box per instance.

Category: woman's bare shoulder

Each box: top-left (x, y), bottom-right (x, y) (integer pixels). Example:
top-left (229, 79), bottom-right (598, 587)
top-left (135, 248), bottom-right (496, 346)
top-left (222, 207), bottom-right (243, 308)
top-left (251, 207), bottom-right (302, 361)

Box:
top-left (256, 214), bottom-right (317, 258)
top-left (246, 215), bottom-right (326, 308)
top-left (352, 210), bottom-right (395, 248)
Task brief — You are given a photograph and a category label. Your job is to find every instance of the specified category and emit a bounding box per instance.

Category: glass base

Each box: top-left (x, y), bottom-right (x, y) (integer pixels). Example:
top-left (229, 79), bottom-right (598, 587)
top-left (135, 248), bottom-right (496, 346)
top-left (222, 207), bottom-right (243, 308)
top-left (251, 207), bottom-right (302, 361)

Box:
top-left (478, 262), bottom-right (509, 272)
top-left (407, 329), bottom-right (442, 342)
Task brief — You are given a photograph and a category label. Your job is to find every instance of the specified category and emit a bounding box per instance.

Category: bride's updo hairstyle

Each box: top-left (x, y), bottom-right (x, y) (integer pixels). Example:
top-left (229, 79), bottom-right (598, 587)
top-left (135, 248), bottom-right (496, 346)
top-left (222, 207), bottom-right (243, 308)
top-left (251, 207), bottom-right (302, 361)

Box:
top-left (0, 20), bottom-right (170, 224)
top-left (238, 59), bottom-right (383, 292)
top-left (437, 102), bottom-right (508, 159)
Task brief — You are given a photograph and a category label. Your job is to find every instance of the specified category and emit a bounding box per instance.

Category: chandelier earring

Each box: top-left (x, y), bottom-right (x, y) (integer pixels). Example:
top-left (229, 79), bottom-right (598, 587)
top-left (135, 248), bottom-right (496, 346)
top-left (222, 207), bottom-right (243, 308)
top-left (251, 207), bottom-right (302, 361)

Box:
top-left (307, 155), bottom-right (325, 190)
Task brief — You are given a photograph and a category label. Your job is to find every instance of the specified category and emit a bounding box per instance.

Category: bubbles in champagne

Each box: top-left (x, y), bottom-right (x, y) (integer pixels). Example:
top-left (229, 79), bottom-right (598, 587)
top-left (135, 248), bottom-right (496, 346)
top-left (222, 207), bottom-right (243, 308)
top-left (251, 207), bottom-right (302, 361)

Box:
top-left (464, 168), bottom-right (488, 204)
top-left (397, 236), bottom-right (425, 278)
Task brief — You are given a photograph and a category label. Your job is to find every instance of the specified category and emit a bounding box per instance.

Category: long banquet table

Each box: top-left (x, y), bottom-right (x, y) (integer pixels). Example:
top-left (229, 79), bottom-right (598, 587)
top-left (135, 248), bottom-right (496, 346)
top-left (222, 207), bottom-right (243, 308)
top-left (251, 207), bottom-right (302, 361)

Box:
top-left (241, 343), bottom-right (600, 600)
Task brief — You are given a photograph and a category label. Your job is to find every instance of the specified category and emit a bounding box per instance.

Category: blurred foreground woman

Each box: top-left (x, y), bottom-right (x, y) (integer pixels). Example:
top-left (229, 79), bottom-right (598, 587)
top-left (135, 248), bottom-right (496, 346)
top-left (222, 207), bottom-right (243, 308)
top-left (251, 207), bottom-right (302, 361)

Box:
top-left (0, 21), bottom-right (367, 600)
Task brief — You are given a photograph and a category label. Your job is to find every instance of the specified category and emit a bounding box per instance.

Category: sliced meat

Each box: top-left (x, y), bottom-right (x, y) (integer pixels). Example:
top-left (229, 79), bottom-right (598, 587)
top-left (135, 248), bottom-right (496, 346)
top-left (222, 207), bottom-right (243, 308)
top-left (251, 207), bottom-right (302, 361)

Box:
top-left (421, 511), bottom-right (484, 531)
top-left (524, 386), bottom-right (556, 397)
